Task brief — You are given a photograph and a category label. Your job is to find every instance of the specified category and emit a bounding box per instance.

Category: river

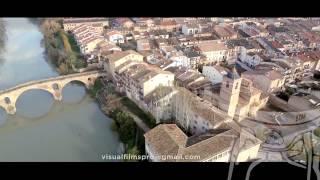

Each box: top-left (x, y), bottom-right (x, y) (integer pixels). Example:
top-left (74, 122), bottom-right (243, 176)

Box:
top-left (0, 18), bottom-right (121, 161)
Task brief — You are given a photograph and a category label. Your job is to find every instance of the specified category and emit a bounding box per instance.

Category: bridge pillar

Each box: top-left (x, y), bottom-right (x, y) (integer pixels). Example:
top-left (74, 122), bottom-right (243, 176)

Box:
top-left (5, 105), bottom-right (16, 115)
top-left (53, 90), bottom-right (63, 101)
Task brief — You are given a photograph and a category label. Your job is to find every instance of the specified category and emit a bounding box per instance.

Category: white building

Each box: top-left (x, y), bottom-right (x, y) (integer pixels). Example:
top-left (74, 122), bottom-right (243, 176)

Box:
top-left (105, 30), bottom-right (124, 44)
top-left (137, 39), bottom-right (151, 52)
top-left (238, 47), bottom-right (262, 68)
top-left (197, 42), bottom-right (229, 62)
top-left (169, 54), bottom-right (191, 68)
top-left (182, 23), bottom-right (200, 35)
top-left (202, 65), bottom-right (229, 84)
top-left (161, 46), bottom-right (191, 68)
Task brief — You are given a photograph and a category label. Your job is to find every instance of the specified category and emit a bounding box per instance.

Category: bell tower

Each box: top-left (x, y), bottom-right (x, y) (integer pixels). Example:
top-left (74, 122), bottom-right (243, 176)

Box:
top-left (219, 67), bottom-right (242, 119)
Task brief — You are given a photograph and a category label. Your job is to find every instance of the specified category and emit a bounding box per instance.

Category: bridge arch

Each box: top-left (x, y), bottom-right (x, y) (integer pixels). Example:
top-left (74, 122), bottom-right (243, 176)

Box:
top-left (61, 79), bottom-right (90, 91)
top-left (14, 88), bottom-right (57, 108)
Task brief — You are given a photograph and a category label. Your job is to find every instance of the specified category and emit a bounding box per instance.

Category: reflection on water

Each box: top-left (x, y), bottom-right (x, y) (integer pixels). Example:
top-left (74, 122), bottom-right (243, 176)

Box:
top-left (62, 83), bottom-right (87, 104)
top-left (0, 18), bottom-right (120, 161)
top-left (0, 108), bottom-right (6, 126)
top-left (16, 90), bottom-right (55, 119)
top-left (0, 18), bottom-right (58, 89)
top-left (0, 18), bottom-right (7, 66)
top-left (0, 95), bottom-right (120, 161)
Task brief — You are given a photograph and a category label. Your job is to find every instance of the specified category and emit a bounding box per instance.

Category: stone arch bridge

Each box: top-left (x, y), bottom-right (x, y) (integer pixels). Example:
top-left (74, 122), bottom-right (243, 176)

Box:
top-left (0, 70), bottom-right (106, 115)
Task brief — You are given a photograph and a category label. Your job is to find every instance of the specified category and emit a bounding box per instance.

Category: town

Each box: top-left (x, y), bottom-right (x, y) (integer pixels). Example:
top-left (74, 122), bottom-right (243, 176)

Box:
top-left (44, 17), bottom-right (320, 162)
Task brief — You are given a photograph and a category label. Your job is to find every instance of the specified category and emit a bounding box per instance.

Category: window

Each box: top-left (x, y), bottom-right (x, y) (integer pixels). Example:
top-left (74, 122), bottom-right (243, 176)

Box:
top-left (226, 81), bottom-right (229, 88)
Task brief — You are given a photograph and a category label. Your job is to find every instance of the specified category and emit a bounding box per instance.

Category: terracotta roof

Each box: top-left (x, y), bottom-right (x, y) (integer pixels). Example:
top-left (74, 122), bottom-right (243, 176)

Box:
top-left (213, 25), bottom-right (236, 38)
top-left (106, 30), bottom-right (122, 36)
top-left (177, 88), bottom-right (228, 126)
top-left (114, 18), bottom-right (134, 25)
top-left (294, 51), bottom-right (320, 62)
top-left (63, 18), bottom-right (108, 24)
top-left (180, 129), bottom-right (239, 161)
top-left (81, 36), bottom-right (104, 45)
top-left (105, 50), bottom-right (142, 62)
top-left (145, 124), bottom-right (261, 161)
top-left (197, 42), bottom-right (228, 52)
top-left (144, 86), bottom-right (175, 104)
top-left (160, 20), bottom-right (177, 26)
top-left (243, 69), bottom-right (283, 80)
top-left (212, 65), bottom-right (229, 74)
top-left (144, 124), bottom-right (187, 162)
top-left (270, 40), bottom-right (284, 49)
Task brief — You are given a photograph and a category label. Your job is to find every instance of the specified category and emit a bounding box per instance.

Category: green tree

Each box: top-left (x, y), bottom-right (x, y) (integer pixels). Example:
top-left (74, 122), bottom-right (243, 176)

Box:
top-left (110, 121), bottom-right (118, 131)
top-left (116, 112), bottom-right (136, 143)
top-left (125, 146), bottom-right (140, 162)
top-left (127, 146), bottom-right (140, 155)
top-left (109, 108), bottom-right (122, 119)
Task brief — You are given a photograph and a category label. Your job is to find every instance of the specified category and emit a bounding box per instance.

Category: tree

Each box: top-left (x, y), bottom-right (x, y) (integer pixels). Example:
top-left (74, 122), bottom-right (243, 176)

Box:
top-left (109, 108), bottom-right (122, 119)
top-left (103, 94), bottom-right (122, 114)
top-left (40, 20), bottom-right (61, 38)
top-left (116, 111), bottom-right (136, 143)
top-left (125, 146), bottom-right (140, 162)
top-left (127, 146), bottom-right (140, 155)
top-left (58, 62), bottom-right (69, 75)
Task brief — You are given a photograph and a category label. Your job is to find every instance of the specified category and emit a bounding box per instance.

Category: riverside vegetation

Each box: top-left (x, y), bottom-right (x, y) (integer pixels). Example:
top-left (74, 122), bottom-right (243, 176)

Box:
top-left (99, 83), bottom-right (156, 161)
top-left (39, 19), bottom-right (86, 75)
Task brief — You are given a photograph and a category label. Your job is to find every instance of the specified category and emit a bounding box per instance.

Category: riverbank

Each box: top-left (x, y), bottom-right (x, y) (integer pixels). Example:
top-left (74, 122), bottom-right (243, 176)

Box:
top-left (94, 79), bottom-right (157, 161)
top-left (38, 19), bottom-right (87, 75)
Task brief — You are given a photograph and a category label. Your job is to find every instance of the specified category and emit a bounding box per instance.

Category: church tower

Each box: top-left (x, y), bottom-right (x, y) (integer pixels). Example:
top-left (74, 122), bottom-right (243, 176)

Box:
top-left (219, 67), bottom-right (242, 119)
